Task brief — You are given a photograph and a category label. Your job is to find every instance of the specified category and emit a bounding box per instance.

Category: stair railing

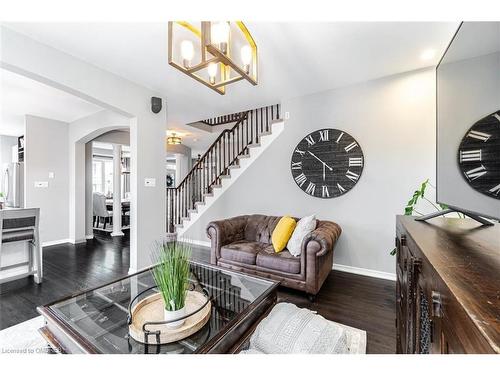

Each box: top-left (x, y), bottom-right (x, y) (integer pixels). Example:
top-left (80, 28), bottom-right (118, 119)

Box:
top-left (166, 104), bottom-right (281, 233)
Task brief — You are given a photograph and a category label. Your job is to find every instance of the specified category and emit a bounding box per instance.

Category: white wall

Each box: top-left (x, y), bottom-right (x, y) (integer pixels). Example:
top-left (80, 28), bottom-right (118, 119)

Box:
top-left (1, 26), bottom-right (167, 272)
top-left (24, 115), bottom-right (69, 244)
top-left (184, 68), bottom-right (436, 275)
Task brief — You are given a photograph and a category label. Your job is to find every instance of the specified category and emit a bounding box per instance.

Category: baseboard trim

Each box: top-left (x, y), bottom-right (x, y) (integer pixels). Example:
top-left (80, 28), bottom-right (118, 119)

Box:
top-left (69, 238), bottom-right (87, 245)
top-left (42, 239), bottom-right (71, 248)
top-left (182, 238), bottom-right (211, 248)
top-left (332, 263), bottom-right (396, 281)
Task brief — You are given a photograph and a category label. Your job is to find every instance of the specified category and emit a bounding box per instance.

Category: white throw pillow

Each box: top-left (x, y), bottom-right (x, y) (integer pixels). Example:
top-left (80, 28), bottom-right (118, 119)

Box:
top-left (287, 215), bottom-right (316, 257)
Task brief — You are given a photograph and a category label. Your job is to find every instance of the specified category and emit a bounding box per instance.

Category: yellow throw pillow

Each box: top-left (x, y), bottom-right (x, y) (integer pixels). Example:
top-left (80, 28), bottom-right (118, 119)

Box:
top-left (272, 216), bottom-right (297, 253)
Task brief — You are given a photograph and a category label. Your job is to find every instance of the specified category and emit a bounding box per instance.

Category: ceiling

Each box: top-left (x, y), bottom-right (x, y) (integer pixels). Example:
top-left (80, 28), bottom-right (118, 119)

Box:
top-left (0, 68), bottom-right (103, 136)
top-left (2, 22), bottom-right (459, 150)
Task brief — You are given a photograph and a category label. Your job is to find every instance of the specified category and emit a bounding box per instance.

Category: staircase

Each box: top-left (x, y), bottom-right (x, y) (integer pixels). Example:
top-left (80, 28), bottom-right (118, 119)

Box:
top-left (167, 104), bottom-right (283, 235)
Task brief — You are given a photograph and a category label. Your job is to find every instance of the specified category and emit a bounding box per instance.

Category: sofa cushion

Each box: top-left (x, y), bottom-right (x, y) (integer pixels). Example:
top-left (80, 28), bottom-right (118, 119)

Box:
top-left (221, 240), bottom-right (268, 265)
top-left (271, 216), bottom-right (297, 253)
top-left (287, 215), bottom-right (317, 257)
top-left (256, 245), bottom-right (301, 274)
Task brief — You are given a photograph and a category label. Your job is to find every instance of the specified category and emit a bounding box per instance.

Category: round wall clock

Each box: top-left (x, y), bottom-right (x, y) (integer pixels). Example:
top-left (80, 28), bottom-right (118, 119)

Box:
top-left (291, 128), bottom-right (364, 198)
top-left (457, 110), bottom-right (500, 199)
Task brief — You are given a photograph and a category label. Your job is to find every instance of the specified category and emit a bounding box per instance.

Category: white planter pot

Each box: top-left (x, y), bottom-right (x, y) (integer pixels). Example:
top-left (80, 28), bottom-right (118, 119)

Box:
top-left (164, 306), bottom-right (186, 328)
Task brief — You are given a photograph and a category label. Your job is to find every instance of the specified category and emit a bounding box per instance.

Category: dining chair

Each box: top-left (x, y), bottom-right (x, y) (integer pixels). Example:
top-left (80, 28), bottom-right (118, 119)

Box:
top-left (93, 192), bottom-right (113, 229)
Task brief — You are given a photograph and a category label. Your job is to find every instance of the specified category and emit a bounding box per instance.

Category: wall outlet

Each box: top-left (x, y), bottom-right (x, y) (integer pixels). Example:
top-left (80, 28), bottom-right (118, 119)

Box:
top-left (35, 181), bottom-right (49, 188)
top-left (48, 172), bottom-right (55, 179)
top-left (144, 178), bottom-right (156, 187)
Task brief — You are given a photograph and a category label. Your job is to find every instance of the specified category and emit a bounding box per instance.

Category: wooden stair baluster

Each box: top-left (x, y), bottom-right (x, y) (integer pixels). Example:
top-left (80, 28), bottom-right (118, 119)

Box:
top-left (166, 105), bottom-right (280, 233)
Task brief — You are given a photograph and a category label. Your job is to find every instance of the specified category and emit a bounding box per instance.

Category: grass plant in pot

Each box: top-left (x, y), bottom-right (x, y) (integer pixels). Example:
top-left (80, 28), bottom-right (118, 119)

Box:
top-left (151, 241), bottom-right (191, 328)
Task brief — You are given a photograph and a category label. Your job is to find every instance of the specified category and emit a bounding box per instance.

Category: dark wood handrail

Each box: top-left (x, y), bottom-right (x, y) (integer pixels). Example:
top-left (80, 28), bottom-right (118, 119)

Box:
top-left (175, 111), bottom-right (249, 188)
top-left (166, 104), bottom-right (280, 232)
top-left (200, 112), bottom-right (246, 126)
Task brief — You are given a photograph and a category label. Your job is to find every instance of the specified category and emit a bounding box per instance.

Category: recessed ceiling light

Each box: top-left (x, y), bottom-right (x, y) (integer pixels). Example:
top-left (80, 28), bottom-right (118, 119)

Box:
top-left (420, 49), bottom-right (436, 61)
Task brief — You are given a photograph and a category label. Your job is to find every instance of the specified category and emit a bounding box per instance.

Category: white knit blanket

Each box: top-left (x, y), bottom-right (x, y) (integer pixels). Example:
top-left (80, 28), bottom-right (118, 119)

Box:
top-left (241, 303), bottom-right (366, 354)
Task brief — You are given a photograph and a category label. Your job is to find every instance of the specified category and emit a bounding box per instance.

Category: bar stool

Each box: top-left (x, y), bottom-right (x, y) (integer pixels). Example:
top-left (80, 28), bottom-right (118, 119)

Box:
top-left (0, 208), bottom-right (42, 284)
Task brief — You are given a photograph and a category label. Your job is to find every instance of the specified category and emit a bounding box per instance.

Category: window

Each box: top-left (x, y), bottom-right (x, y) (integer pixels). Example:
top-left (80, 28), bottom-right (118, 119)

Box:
top-left (92, 158), bottom-right (113, 196)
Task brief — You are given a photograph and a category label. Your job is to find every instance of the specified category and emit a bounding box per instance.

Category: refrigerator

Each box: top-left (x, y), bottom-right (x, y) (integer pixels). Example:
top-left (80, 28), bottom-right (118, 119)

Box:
top-left (2, 162), bottom-right (24, 208)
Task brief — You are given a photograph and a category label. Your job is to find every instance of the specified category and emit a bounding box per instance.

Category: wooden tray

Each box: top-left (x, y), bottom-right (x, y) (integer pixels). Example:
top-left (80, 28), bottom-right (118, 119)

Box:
top-left (128, 290), bottom-right (211, 344)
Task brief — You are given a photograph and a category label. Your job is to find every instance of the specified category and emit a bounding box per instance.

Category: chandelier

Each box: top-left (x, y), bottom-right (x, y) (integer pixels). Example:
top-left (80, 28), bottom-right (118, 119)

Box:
top-left (167, 133), bottom-right (182, 145)
top-left (168, 21), bottom-right (258, 95)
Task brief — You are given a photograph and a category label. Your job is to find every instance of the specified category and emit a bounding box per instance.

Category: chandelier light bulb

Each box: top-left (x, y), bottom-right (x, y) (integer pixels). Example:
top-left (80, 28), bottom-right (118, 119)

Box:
top-left (207, 62), bottom-right (218, 85)
top-left (180, 40), bottom-right (194, 68)
top-left (241, 45), bottom-right (252, 74)
top-left (212, 22), bottom-right (230, 54)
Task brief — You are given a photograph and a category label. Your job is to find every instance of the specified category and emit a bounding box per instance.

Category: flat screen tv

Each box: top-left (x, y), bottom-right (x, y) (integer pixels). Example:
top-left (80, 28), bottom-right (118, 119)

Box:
top-left (436, 22), bottom-right (500, 221)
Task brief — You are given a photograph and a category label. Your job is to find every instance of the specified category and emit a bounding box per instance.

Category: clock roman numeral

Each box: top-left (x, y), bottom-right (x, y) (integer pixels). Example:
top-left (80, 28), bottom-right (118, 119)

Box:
top-left (493, 113), bottom-right (500, 123)
top-left (344, 142), bottom-right (358, 152)
top-left (336, 132), bottom-right (344, 143)
top-left (467, 130), bottom-right (491, 142)
top-left (464, 165), bottom-right (487, 181)
top-left (489, 184), bottom-right (500, 196)
top-left (305, 182), bottom-right (316, 195)
top-left (322, 185), bottom-right (329, 198)
top-left (295, 148), bottom-right (305, 157)
top-left (305, 135), bottom-right (316, 146)
top-left (459, 149), bottom-right (482, 162)
top-left (319, 130), bottom-right (329, 142)
top-left (349, 157), bottom-right (363, 167)
top-left (345, 170), bottom-right (359, 182)
top-left (291, 161), bottom-right (302, 170)
top-left (294, 173), bottom-right (307, 187)
top-left (337, 183), bottom-right (346, 194)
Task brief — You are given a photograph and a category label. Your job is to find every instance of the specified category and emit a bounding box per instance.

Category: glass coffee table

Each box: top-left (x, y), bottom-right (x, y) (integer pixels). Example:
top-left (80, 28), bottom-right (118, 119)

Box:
top-left (37, 261), bottom-right (278, 354)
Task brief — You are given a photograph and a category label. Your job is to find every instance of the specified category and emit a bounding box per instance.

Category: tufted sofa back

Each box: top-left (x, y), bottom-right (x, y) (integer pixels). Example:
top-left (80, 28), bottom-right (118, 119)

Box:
top-left (244, 214), bottom-right (301, 244)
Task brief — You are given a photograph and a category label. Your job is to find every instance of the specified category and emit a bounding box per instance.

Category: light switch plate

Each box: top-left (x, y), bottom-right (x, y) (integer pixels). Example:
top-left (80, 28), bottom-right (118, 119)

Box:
top-left (48, 172), bottom-right (55, 179)
top-left (35, 181), bottom-right (49, 188)
top-left (144, 178), bottom-right (156, 187)
top-left (284, 111), bottom-right (290, 119)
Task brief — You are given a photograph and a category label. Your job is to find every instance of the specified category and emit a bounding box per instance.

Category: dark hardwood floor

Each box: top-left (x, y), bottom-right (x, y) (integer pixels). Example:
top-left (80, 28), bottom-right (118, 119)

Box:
top-left (0, 233), bottom-right (395, 353)
top-left (0, 232), bottom-right (130, 330)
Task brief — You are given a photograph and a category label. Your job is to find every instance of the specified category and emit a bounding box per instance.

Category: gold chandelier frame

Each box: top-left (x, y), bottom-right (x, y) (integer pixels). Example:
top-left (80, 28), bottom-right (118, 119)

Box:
top-left (168, 21), bottom-right (258, 95)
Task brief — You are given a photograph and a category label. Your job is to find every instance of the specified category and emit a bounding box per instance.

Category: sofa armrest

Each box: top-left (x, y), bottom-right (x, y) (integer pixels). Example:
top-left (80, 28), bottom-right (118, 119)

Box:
top-left (206, 215), bottom-right (249, 263)
top-left (302, 220), bottom-right (342, 257)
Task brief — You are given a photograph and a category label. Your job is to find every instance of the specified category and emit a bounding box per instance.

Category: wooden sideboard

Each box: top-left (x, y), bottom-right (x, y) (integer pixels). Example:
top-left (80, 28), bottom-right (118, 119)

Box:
top-left (395, 215), bottom-right (499, 354)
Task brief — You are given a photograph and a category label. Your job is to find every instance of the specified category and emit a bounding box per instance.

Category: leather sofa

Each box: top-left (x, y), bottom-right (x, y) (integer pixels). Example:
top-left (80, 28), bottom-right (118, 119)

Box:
top-left (206, 214), bottom-right (341, 299)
